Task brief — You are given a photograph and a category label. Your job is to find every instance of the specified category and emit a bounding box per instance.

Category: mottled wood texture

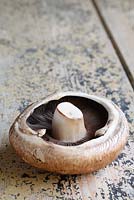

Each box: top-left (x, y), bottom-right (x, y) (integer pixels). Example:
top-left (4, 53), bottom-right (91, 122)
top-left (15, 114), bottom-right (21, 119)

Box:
top-left (94, 0), bottom-right (134, 88)
top-left (0, 0), bottom-right (133, 199)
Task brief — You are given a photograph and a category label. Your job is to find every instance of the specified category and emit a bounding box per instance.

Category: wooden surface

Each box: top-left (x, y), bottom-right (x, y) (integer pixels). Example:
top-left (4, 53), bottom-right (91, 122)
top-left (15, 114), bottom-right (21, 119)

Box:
top-left (0, 0), bottom-right (134, 199)
top-left (94, 0), bottom-right (134, 88)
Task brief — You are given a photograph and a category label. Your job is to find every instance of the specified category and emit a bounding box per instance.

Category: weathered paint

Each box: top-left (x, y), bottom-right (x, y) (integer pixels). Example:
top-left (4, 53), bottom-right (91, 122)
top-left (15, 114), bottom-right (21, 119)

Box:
top-left (0, 0), bottom-right (133, 199)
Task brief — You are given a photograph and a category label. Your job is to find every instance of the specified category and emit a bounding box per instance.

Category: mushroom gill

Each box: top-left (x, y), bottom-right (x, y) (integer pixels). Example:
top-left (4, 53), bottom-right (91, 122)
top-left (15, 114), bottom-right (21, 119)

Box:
top-left (26, 96), bottom-right (108, 146)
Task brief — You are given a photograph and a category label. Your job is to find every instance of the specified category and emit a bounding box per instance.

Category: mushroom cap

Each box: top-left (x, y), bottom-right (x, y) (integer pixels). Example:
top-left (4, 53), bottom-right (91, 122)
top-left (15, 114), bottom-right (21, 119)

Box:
top-left (9, 92), bottom-right (129, 174)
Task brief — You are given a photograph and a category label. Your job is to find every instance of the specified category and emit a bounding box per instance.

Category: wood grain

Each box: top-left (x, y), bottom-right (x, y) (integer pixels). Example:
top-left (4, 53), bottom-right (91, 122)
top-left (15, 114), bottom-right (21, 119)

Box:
top-left (0, 0), bottom-right (133, 199)
top-left (94, 0), bottom-right (134, 89)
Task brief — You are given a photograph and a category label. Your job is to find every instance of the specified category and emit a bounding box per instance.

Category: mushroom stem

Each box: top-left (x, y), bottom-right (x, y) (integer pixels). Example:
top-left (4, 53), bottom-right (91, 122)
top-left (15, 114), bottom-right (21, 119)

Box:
top-left (52, 102), bottom-right (87, 142)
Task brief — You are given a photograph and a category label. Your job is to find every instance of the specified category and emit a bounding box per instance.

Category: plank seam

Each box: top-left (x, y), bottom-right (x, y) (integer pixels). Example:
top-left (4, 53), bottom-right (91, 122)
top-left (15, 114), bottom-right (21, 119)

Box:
top-left (91, 0), bottom-right (134, 90)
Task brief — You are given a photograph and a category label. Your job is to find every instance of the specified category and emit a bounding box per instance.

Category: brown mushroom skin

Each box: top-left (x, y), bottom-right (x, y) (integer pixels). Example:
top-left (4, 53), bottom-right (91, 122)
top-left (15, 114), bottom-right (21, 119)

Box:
top-left (9, 92), bottom-right (129, 174)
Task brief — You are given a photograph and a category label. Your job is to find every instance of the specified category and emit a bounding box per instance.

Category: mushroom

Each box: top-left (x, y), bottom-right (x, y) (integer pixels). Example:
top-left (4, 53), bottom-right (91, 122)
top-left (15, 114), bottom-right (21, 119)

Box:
top-left (9, 92), bottom-right (129, 174)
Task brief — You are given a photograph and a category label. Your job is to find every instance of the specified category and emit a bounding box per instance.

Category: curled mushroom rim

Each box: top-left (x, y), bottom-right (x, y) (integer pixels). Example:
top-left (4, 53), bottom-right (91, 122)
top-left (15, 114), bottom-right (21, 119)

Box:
top-left (11, 92), bottom-right (128, 149)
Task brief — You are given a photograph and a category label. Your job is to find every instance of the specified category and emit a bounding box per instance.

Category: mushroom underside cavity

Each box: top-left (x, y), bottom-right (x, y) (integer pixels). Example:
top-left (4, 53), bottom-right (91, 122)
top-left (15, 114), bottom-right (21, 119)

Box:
top-left (26, 96), bottom-right (108, 146)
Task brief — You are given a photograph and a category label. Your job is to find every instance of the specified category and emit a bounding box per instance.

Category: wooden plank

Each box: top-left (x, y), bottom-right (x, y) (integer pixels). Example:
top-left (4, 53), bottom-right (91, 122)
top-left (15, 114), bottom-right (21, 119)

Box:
top-left (0, 0), bottom-right (133, 199)
top-left (94, 0), bottom-right (134, 88)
